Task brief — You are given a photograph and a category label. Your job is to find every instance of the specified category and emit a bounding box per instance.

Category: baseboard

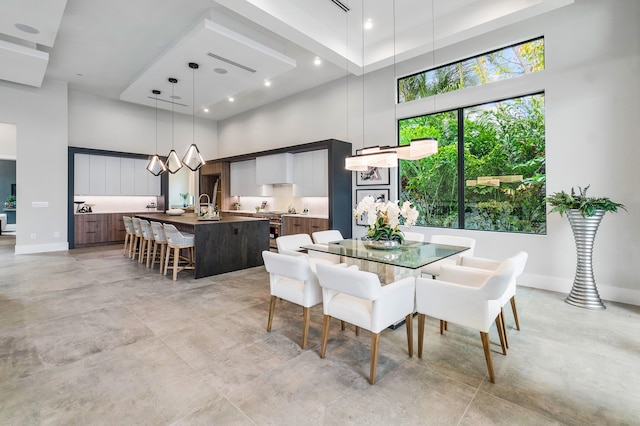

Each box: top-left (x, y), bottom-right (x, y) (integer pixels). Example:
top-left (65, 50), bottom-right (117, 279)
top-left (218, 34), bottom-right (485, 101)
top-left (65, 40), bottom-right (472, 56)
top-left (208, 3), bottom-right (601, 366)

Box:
top-left (519, 273), bottom-right (640, 307)
top-left (15, 242), bottom-right (69, 255)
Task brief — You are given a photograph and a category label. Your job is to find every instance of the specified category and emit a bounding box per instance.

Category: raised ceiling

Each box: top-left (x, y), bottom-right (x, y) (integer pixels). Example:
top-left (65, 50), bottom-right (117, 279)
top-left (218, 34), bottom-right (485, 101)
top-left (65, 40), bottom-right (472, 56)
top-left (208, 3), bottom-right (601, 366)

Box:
top-left (0, 0), bottom-right (573, 120)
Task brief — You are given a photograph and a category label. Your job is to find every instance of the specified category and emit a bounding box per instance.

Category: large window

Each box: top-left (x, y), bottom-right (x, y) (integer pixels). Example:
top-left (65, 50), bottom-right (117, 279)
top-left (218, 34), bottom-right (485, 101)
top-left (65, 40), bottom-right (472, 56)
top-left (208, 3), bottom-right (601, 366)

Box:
top-left (399, 93), bottom-right (546, 234)
top-left (398, 37), bottom-right (544, 103)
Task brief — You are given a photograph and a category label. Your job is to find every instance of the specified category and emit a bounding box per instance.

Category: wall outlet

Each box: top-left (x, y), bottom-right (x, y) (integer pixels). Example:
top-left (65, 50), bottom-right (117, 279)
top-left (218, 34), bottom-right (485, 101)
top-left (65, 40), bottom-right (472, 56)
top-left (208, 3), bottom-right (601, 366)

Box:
top-left (30, 233), bottom-right (37, 240)
top-left (32, 201), bottom-right (48, 208)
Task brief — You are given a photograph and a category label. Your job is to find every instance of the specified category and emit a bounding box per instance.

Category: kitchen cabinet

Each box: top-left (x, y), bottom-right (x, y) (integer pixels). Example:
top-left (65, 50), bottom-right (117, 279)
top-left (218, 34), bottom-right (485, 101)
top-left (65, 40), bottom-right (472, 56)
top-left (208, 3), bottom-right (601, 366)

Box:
top-left (89, 155), bottom-right (106, 195)
top-left (73, 154), bottom-right (160, 196)
top-left (293, 149), bottom-right (328, 197)
top-left (120, 158), bottom-right (135, 195)
top-left (74, 212), bottom-right (130, 246)
top-left (230, 159), bottom-right (273, 197)
top-left (74, 154), bottom-right (90, 195)
top-left (282, 215), bottom-right (328, 237)
top-left (256, 153), bottom-right (293, 184)
top-left (105, 156), bottom-right (121, 195)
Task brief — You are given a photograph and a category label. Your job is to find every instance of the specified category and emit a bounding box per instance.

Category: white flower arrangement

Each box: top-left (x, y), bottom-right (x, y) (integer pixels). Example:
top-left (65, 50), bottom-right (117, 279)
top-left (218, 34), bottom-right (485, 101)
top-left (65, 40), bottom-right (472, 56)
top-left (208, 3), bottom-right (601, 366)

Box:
top-left (354, 196), bottom-right (419, 241)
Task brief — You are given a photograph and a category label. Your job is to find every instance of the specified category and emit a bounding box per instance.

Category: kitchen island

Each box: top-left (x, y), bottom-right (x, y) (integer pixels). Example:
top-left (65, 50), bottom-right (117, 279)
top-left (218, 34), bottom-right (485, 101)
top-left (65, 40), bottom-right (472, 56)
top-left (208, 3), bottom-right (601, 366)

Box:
top-left (135, 213), bottom-right (269, 278)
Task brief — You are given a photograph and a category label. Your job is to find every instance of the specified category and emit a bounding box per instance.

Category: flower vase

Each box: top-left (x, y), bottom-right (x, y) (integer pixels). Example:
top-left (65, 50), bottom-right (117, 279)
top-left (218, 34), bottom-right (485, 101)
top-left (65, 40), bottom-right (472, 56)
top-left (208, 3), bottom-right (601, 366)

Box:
top-left (565, 209), bottom-right (606, 310)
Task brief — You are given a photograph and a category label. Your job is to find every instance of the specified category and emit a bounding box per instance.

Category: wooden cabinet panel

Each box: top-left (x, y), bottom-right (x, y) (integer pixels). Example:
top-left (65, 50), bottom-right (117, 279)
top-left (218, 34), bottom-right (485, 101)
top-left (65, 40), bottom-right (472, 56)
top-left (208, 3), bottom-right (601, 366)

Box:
top-left (283, 216), bottom-right (328, 237)
top-left (74, 213), bottom-right (132, 246)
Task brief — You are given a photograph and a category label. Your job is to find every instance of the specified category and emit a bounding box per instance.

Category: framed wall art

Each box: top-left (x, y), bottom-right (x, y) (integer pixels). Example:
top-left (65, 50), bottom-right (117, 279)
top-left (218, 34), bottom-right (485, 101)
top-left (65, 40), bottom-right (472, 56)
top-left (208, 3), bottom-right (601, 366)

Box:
top-left (355, 189), bottom-right (389, 226)
top-left (356, 166), bottom-right (390, 186)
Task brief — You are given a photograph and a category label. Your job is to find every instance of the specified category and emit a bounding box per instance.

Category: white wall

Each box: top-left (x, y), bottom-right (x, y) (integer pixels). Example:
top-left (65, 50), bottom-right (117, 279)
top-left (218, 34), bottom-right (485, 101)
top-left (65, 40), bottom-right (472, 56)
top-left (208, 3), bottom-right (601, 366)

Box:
top-left (0, 123), bottom-right (17, 159)
top-left (0, 78), bottom-right (69, 253)
top-left (68, 91), bottom-right (218, 161)
top-left (217, 0), bottom-right (640, 305)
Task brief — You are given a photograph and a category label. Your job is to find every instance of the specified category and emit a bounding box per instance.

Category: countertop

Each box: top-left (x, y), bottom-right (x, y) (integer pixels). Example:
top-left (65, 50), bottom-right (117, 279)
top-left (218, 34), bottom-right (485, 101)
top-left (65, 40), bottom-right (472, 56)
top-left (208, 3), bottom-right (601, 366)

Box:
top-left (135, 212), bottom-right (267, 226)
top-left (220, 210), bottom-right (328, 219)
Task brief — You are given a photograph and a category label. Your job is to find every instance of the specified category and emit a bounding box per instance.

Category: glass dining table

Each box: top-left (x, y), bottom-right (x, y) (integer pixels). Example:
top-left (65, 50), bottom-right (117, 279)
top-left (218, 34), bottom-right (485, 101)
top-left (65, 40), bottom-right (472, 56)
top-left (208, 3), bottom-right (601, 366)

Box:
top-left (303, 238), bottom-right (470, 284)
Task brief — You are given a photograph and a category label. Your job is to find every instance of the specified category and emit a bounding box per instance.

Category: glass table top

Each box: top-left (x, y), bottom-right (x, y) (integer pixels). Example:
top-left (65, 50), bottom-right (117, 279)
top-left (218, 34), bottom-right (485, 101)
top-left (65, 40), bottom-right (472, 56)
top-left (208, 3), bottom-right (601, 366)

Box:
top-left (303, 238), bottom-right (470, 269)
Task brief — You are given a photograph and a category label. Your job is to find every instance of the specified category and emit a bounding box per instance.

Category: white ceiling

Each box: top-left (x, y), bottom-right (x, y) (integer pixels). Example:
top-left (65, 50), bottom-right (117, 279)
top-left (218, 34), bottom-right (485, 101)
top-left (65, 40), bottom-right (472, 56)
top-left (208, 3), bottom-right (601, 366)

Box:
top-left (0, 0), bottom-right (573, 120)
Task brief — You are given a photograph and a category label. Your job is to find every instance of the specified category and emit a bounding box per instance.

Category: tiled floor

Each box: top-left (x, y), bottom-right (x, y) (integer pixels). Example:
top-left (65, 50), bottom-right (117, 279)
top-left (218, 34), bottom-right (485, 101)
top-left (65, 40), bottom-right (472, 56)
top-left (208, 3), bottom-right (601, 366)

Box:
top-left (0, 242), bottom-right (638, 425)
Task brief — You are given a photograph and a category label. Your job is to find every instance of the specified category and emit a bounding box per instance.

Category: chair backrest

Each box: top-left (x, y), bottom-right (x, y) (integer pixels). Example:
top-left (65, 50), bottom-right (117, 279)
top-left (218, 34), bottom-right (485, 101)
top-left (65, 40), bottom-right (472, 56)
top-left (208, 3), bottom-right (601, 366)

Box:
top-left (150, 221), bottom-right (167, 243)
top-left (139, 219), bottom-right (154, 239)
top-left (262, 250), bottom-right (313, 282)
top-left (429, 235), bottom-right (476, 256)
top-left (276, 233), bottom-right (313, 256)
top-left (131, 217), bottom-right (142, 235)
top-left (123, 216), bottom-right (134, 233)
top-left (312, 230), bottom-right (344, 244)
top-left (513, 251), bottom-right (528, 279)
top-left (163, 223), bottom-right (190, 246)
top-left (316, 263), bottom-right (381, 301)
top-left (402, 231), bottom-right (425, 242)
top-left (481, 253), bottom-right (522, 300)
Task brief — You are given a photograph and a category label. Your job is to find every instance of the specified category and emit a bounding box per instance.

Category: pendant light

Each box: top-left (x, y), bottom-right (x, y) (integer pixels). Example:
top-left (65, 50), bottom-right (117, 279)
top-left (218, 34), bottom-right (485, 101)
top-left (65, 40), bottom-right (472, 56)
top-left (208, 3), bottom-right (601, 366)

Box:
top-left (182, 62), bottom-right (205, 171)
top-left (165, 77), bottom-right (183, 174)
top-left (147, 89), bottom-right (167, 176)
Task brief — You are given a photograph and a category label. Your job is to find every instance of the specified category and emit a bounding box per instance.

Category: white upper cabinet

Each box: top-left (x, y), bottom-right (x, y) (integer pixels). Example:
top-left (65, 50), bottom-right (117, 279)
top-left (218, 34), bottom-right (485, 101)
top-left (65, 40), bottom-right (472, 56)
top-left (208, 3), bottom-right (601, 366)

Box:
top-left (74, 154), bottom-right (160, 196)
top-left (256, 153), bottom-right (293, 184)
top-left (74, 154), bottom-right (90, 195)
top-left (89, 155), bottom-right (106, 195)
top-left (293, 149), bottom-right (328, 197)
top-left (105, 156), bottom-right (121, 195)
top-left (230, 159), bottom-right (273, 197)
top-left (120, 158), bottom-right (135, 195)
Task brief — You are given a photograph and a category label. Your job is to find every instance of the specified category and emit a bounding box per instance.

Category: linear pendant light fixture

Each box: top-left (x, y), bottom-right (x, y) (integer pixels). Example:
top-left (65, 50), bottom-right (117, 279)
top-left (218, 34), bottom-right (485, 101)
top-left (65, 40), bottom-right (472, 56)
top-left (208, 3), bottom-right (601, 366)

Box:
top-left (182, 62), bottom-right (205, 171)
top-left (147, 89), bottom-right (168, 176)
top-left (165, 77), bottom-right (183, 174)
top-left (345, 0), bottom-right (437, 171)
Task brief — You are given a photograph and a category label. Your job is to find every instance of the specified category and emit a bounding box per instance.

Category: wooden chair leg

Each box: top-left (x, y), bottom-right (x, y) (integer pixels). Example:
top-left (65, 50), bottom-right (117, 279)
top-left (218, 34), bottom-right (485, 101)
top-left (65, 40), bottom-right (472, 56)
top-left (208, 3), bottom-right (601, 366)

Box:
top-left (439, 320), bottom-right (445, 334)
top-left (267, 295), bottom-right (276, 332)
top-left (138, 239), bottom-right (144, 264)
top-left (355, 326), bottom-right (360, 336)
top-left (301, 306), bottom-right (311, 349)
top-left (341, 320), bottom-right (346, 331)
top-left (123, 234), bottom-right (129, 256)
top-left (405, 314), bottom-right (413, 357)
top-left (320, 315), bottom-right (331, 358)
top-left (150, 242), bottom-right (157, 270)
top-left (495, 314), bottom-right (507, 355)
top-left (510, 296), bottom-right (521, 330)
top-left (163, 245), bottom-right (170, 276)
top-left (172, 247), bottom-right (179, 281)
top-left (480, 331), bottom-right (495, 383)
top-left (370, 332), bottom-right (380, 385)
top-left (500, 307), bottom-right (509, 349)
top-left (146, 240), bottom-right (153, 268)
top-left (444, 321), bottom-right (448, 331)
top-left (160, 244), bottom-right (166, 274)
top-left (418, 313), bottom-right (425, 359)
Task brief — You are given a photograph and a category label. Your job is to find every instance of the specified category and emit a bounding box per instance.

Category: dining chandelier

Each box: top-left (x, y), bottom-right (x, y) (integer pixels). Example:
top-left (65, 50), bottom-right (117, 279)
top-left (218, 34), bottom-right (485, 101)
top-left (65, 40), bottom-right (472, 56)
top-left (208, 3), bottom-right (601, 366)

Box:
top-left (165, 77), bottom-right (183, 174)
top-left (182, 62), bottom-right (205, 171)
top-left (345, 0), bottom-right (438, 171)
top-left (146, 89), bottom-right (167, 176)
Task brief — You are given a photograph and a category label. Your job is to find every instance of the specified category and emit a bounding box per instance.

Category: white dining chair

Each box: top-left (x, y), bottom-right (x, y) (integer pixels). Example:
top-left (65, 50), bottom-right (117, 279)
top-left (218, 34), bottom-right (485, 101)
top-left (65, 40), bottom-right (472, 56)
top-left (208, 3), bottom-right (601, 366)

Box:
top-left (415, 253), bottom-right (520, 383)
top-left (315, 263), bottom-right (415, 384)
top-left (150, 221), bottom-right (168, 274)
top-left (130, 217), bottom-right (144, 261)
top-left (457, 252), bottom-right (528, 347)
top-left (162, 224), bottom-right (195, 281)
top-left (311, 229), bottom-right (344, 244)
top-left (420, 234), bottom-right (476, 278)
top-left (401, 230), bottom-right (425, 242)
top-left (122, 216), bottom-right (135, 257)
top-left (138, 219), bottom-right (155, 267)
top-left (262, 250), bottom-right (323, 349)
top-left (276, 233), bottom-right (313, 256)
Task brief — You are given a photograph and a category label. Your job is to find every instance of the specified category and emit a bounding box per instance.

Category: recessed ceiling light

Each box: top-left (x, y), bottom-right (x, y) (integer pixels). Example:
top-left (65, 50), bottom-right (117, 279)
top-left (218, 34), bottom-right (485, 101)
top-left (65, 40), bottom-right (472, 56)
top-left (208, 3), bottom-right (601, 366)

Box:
top-left (264, 80), bottom-right (271, 87)
top-left (228, 97), bottom-right (235, 102)
top-left (214, 68), bottom-right (228, 74)
top-left (364, 19), bottom-right (373, 30)
top-left (203, 108), bottom-right (209, 113)
top-left (15, 23), bottom-right (39, 34)
top-left (170, 95), bottom-right (181, 100)
top-left (314, 57), bottom-right (322, 66)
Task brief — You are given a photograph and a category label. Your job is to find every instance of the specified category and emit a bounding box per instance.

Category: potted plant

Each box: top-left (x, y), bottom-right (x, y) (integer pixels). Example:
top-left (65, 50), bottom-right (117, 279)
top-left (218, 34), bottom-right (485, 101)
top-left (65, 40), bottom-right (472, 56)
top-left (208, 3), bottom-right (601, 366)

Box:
top-left (546, 185), bottom-right (626, 310)
top-left (5, 194), bottom-right (15, 208)
top-left (353, 196), bottom-right (419, 248)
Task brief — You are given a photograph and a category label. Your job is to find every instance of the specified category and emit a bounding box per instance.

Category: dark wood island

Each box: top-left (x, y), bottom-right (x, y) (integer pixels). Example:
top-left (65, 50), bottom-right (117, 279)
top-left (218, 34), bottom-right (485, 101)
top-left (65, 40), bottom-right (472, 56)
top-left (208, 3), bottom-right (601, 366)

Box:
top-left (136, 213), bottom-right (269, 278)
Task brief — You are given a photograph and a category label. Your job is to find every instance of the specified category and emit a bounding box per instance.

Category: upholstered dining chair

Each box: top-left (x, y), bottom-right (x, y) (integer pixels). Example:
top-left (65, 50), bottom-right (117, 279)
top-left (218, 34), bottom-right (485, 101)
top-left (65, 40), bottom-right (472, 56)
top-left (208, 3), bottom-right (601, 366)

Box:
top-left (415, 253), bottom-right (521, 383)
top-left (150, 221), bottom-right (168, 274)
top-left (276, 233), bottom-right (313, 256)
top-left (315, 263), bottom-right (415, 385)
top-left (457, 251), bottom-right (529, 347)
top-left (401, 230), bottom-right (425, 242)
top-left (262, 250), bottom-right (324, 349)
top-left (311, 229), bottom-right (344, 244)
top-left (420, 235), bottom-right (476, 278)
top-left (130, 217), bottom-right (144, 261)
top-left (138, 219), bottom-right (155, 267)
top-left (122, 216), bottom-right (135, 257)
top-left (162, 224), bottom-right (195, 281)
